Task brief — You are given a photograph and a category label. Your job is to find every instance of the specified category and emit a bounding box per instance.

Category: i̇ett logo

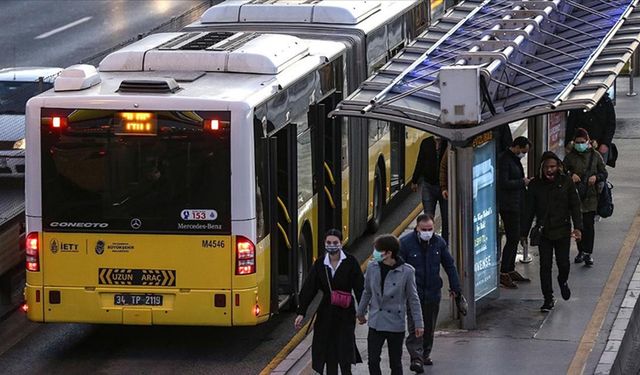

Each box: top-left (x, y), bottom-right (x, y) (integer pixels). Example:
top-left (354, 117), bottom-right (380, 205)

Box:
top-left (50, 239), bottom-right (59, 254)
top-left (95, 240), bottom-right (105, 255)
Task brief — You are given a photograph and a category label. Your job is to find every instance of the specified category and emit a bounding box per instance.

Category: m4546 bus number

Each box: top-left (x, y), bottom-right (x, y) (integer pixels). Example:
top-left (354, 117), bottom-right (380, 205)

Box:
top-left (202, 240), bottom-right (225, 248)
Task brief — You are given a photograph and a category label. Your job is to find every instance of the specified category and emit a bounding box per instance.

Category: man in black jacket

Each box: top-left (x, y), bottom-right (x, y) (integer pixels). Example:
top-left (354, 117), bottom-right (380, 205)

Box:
top-left (566, 93), bottom-right (616, 163)
top-left (498, 136), bottom-right (531, 289)
top-left (411, 137), bottom-right (449, 242)
top-left (524, 152), bottom-right (583, 312)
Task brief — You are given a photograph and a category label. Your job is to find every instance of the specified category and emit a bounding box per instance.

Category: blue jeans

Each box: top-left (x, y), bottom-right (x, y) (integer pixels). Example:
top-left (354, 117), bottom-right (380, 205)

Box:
top-left (421, 181), bottom-right (449, 242)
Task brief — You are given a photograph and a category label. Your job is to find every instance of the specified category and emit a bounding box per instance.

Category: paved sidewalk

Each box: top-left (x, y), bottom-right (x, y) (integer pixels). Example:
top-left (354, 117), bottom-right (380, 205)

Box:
top-left (279, 79), bottom-right (640, 375)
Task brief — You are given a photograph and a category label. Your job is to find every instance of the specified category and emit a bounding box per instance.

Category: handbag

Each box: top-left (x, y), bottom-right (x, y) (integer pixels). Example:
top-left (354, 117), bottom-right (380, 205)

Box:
top-left (325, 266), bottom-right (352, 309)
top-left (529, 224), bottom-right (543, 247)
top-left (455, 293), bottom-right (468, 316)
top-left (597, 180), bottom-right (614, 218)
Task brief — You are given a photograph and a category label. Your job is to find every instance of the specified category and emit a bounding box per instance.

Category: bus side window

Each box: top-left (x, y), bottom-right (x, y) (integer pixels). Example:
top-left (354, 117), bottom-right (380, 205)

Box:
top-left (366, 26), bottom-right (388, 75)
top-left (341, 118), bottom-right (349, 171)
top-left (296, 118), bottom-right (313, 207)
top-left (254, 116), bottom-right (270, 242)
top-left (410, 1), bottom-right (429, 37)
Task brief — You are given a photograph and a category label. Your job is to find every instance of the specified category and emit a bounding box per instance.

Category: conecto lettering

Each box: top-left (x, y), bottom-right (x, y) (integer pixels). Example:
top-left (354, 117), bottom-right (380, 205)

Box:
top-left (50, 222), bottom-right (109, 228)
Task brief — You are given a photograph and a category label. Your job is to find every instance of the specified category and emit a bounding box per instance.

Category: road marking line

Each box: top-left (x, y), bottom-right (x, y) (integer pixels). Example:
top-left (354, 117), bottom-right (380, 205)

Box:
top-left (259, 204), bottom-right (423, 375)
top-left (567, 208), bottom-right (640, 375)
top-left (35, 16), bottom-right (92, 40)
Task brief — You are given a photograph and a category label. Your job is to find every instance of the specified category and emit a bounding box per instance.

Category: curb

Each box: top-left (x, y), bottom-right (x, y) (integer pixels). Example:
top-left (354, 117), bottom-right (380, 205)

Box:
top-left (595, 261), bottom-right (640, 375)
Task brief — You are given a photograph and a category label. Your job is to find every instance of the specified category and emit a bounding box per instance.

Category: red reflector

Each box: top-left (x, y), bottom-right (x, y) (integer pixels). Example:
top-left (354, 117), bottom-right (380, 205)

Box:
top-left (236, 236), bottom-right (256, 275)
top-left (21, 304), bottom-right (28, 313)
top-left (254, 304), bottom-right (260, 316)
top-left (36, 290), bottom-right (41, 303)
top-left (235, 294), bottom-right (240, 307)
top-left (51, 116), bottom-right (67, 129)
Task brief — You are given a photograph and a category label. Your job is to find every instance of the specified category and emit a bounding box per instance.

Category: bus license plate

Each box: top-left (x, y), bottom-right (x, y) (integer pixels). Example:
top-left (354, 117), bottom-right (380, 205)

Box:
top-left (114, 294), bottom-right (163, 306)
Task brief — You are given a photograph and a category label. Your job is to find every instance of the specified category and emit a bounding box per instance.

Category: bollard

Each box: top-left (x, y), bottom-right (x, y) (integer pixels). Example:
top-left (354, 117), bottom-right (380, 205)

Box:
top-left (627, 54), bottom-right (637, 97)
top-left (519, 239), bottom-right (532, 264)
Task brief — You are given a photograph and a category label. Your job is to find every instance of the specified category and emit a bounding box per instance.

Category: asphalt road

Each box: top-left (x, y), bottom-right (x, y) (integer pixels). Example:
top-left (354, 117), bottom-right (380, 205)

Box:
top-left (0, 0), bottom-right (208, 68)
top-left (0, 193), bottom-right (421, 374)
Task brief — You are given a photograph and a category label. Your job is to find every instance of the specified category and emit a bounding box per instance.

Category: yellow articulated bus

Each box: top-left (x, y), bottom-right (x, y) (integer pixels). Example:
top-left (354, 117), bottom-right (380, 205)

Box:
top-left (24, 0), bottom-right (433, 326)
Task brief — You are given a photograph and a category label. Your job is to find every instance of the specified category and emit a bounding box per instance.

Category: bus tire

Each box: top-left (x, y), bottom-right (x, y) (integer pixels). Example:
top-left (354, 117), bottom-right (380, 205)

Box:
top-left (367, 164), bottom-right (384, 233)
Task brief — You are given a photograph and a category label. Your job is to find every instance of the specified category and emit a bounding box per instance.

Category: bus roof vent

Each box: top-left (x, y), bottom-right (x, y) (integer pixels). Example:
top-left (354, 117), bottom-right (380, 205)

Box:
top-left (118, 79), bottom-right (180, 94)
top-left (143, 33), bottom-right (309, 74)
top-left (200, 0), bottom-right (381, 25)
top-left (157, 32), bottom-right (260, 52)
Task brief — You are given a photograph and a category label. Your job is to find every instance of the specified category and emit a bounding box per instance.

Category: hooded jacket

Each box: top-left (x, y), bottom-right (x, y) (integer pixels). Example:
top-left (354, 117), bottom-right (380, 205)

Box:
top-left (524, 153), bottom-right (583, 240)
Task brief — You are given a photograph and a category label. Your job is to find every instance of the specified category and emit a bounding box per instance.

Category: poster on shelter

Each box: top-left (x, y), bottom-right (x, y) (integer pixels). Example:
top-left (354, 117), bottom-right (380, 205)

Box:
top-left (547, 112), bottom-right (566, 160)
top-left (472, 138), bottom-right (498, 301)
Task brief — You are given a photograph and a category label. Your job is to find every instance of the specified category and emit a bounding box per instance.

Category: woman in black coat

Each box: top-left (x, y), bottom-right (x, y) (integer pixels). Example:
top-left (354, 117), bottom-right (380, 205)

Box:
top-left (295, 229), bottom-right (365, 374)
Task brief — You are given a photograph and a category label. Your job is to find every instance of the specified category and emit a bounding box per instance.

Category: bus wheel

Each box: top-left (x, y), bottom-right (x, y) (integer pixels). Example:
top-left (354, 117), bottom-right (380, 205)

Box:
top-left (292, 230), bottom-right (309, 311)
top-left (368, 164), bottom-right (384, 233)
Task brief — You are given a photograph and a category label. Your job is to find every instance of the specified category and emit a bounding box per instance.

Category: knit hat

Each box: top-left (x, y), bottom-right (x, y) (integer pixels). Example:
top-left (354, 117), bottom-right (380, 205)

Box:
top-left (574, 127), bottom-right (590, 140)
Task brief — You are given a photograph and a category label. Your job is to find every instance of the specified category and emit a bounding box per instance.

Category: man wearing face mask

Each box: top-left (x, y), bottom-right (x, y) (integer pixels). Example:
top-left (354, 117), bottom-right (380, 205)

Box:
top-left (524, 152), bottom-right (583, 312)
top-left (497, 136), bottom-right (532, 289)
top-left (399, 213), bottom-right (461, 373)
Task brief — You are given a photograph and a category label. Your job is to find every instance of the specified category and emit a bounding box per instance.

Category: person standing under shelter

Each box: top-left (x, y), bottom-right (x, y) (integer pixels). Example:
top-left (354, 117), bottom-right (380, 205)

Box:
top-left (497, 136), bottom-right (532, 289)
top-left (566, 93), bottom-right (616, 164)
top-left (400, 213), bottom-right (462, 373)
top-left (563, 128), bottom-right (608, 267)
top-left (410, 136), bottom-right (449, 242)
top-left (524, 152), bottom-right (583, 312)
top-left (356, 234), bottom-right (424, 375)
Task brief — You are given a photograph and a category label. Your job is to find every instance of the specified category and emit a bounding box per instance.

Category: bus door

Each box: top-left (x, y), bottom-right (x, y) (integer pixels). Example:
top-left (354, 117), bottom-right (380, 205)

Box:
top-left (268, 125), bottom-right (299, 309)
top-left (390, 123), bottom-right (406, 195)
top-left (310, 97), bottom-right (342, 254)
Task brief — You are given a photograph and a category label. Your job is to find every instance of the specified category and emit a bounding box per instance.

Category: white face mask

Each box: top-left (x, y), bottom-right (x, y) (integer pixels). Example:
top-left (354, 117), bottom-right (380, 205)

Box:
top-left (517, 152), bottom-right (526, 159)
top-left (418, 230), bottom-right (434, 241)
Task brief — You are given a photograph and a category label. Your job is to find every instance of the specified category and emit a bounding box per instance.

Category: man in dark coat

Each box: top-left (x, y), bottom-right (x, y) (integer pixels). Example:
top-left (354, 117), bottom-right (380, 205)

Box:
top-left (497, 136), bottom-right (532, 289)
top-left (400, 213), bottom-right (462, 373)
top-left (410, 137), bottom-right (449, 242)
top-left (524, 152), bottom-right (583, 312)
top-left (566, 93), bottom-right (616, 163)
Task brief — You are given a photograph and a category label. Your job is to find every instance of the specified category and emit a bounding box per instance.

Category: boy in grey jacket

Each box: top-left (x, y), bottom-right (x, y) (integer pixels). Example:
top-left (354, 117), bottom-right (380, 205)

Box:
top-left (357, 234), bottom-right (424, 375)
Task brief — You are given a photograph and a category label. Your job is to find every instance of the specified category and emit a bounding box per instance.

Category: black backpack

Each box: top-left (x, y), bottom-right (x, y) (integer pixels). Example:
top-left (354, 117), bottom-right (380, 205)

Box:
top-left (598, 181), bottom-right (614, 218)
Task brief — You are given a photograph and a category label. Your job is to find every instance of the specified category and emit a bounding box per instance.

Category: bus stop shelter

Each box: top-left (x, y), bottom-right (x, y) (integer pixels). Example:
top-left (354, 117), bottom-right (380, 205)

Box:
top-left (330, 0), bottom-right (640, 328)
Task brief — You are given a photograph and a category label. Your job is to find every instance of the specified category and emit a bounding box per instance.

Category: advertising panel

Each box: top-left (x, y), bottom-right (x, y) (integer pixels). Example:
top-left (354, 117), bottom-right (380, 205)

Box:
top-left (547, 111), bottom-right (566, 160)
top-left (472, 137), bottom-right (498, 301)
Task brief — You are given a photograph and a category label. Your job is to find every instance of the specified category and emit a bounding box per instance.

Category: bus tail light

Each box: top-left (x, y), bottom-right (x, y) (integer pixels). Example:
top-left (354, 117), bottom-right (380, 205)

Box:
top-left (26, 232), bottom-right (40, 272)
top-left (205, 119), bottom-right (220, 131)
top-left (50, 116), bottom-right (67, 129)
top-left (236, 236), bottom-right (256, 275)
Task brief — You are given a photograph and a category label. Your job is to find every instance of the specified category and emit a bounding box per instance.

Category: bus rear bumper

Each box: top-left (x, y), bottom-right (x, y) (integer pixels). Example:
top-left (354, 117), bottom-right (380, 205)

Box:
top-left (25, 284), bottom-right (268, 326)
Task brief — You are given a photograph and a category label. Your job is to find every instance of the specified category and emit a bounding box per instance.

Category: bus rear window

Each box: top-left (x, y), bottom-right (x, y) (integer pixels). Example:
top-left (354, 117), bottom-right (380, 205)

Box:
top-left (40, 109), bottom-right (231, 234)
